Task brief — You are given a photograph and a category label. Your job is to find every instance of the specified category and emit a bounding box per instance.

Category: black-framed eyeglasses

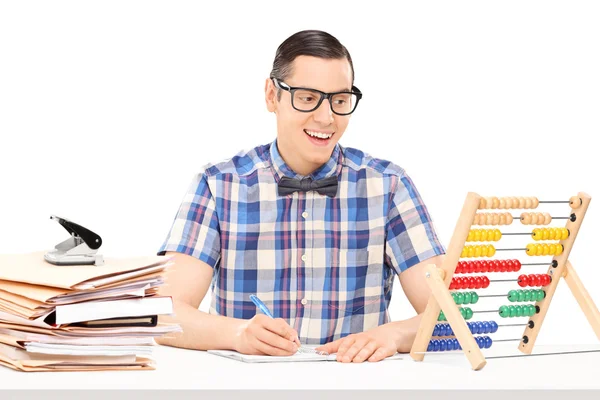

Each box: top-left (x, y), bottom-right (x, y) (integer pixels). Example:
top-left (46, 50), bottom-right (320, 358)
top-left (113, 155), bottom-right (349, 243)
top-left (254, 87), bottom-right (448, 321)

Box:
top-left (271, 77), bottom-right (362, 116)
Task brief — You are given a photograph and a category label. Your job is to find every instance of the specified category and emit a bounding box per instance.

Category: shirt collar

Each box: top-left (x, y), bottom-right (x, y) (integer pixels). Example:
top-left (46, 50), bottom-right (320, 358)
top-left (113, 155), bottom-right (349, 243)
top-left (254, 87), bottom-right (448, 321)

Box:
top-left (268, 138), bottom-right (343, 182)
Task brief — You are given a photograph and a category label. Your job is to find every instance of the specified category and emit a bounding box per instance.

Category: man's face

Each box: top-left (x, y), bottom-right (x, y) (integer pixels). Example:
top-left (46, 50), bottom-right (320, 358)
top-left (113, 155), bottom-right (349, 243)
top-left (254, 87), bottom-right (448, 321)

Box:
top-left (266, 55), bottom-right (354, 171)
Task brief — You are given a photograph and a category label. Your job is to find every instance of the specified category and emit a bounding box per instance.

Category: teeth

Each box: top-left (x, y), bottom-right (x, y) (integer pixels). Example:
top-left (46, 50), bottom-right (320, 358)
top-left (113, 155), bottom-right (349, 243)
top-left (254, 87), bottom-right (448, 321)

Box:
top-left (305, 130), bottom-right (333, 139)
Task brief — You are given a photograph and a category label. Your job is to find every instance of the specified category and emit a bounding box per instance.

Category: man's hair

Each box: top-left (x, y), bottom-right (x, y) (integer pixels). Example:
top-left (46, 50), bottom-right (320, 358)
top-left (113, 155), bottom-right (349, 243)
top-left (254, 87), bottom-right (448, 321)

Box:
top-left (270, 30), bottom-right (354, 101)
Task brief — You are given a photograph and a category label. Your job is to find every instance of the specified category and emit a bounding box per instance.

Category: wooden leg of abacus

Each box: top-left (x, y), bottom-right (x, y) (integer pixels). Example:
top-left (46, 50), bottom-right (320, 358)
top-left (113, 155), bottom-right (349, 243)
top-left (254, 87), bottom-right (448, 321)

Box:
top-left (423, 264), bottom-right (487, 371)
top-left (520, 192), bottom-right (591, 354)
top-left (410, 192), bottom-right (484, 369)
top-left (563, 261), bottom-right (600, 340)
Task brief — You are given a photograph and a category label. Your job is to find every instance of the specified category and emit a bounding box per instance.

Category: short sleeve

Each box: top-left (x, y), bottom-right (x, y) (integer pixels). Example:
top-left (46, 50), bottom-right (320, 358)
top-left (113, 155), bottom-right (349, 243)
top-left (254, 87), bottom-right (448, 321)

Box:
top-left (384, 171), bottom-right (446, 275)
top-left (157, 172), bottom-right (221, 268)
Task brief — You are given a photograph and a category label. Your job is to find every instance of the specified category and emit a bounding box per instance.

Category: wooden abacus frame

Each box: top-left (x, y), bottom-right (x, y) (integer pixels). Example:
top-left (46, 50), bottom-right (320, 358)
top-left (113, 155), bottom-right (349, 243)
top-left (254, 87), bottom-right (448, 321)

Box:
top-left (409, 192), bottom-right (600, 370)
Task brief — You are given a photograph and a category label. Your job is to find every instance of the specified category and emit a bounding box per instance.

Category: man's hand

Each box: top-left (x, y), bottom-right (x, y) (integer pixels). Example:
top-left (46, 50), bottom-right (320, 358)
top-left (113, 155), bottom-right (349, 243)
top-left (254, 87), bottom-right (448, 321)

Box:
top-left (315, 324), bottom-right (400, 363)
top-left (234, 314), bottom-right (302, 356)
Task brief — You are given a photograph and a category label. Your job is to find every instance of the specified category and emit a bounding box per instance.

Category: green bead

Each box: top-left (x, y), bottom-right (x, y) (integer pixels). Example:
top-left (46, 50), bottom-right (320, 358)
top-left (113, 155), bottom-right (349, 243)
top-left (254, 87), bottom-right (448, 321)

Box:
top-left (456, 292), bottom-right (464, 305)
top-left (471, 292), bottom-right (479, 304)
top-left (463, 292), bottom-right (472, 305)
top-left (508, 290), bottom-right (519, 302)
top-left (517, 290), bottom-right (525, 302)
top-left (464, 307), bottom-right (473, 320)
top-left (537, 290), bottom-right (545, 302)
top-left (438, 311), bottom-right (445, 321)
top-left (523, 290), bottom-right (532, 302)
top-left (499, 305), bottom-right (509, 318)
top-left (509, 305), bottom-right (517, 318)
top-left (529, 305), bottom-right (536, 316)
top-left (515, 305), bottom-right (523, 317)
top-left (460, 308), bottom-right (466, 318)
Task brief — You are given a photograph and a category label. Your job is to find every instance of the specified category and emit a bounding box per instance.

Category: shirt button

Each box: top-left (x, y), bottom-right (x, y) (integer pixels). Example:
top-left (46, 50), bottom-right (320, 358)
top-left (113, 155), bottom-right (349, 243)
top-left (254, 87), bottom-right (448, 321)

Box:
top-left (302, 211), bottom-right (308, 218)
top-left (301, 254), bottom-right (307, 262)
top-left (301, 298), bottom-right (308, 305)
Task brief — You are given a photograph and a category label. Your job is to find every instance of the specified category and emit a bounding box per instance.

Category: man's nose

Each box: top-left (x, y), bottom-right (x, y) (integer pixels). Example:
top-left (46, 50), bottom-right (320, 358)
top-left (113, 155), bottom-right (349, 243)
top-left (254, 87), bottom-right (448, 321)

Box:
top-left (313, 98), bottom-right (334, 124)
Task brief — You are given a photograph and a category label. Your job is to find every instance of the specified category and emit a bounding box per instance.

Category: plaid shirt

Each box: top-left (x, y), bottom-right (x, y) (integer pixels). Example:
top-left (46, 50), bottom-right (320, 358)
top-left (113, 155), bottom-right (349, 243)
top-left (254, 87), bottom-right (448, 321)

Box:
top-left (158, 139), bottom-right (445, 345)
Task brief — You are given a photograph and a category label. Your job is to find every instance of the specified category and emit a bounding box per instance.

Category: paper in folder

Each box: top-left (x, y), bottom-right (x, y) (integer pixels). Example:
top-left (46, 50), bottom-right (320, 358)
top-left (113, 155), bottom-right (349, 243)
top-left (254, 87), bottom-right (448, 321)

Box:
top-left (0, 251), bottom-right (182, 372)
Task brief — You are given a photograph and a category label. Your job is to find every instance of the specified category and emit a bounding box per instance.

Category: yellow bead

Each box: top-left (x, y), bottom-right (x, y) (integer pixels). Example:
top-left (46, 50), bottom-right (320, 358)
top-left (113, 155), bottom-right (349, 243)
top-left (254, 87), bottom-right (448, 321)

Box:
top-left (467, 230), bottom-right (474, 242)
top-left (481, 245), bottom-right (488, 257)
top-left (535, 244), bottom-right (544, 256)
top-left (561, 228), bottom-right (569, 240)
top-left (532, 228), bottom-right (541, 240)
top-left (542, 244), bottom-right (550, 256)
top-left (474, 230), bottom-right (482, 241)
top-left (526, 243), bottom-right (536, 256)
top-left (549, 243), bottom-right (557, 255)
top-left (461, 247), bottom-right (468, 258)
top-left (487, 245), bottom-right (496, 257)
top-left (475, 246), bottom-right (482, 257)
top-left (478, 230), bottom-right (485, 241)
top-left (548, 228), bottom-right (556, 240)
top-left (542, 229), bottom-right (550, 240)
top-left (556, 244), bottom-right (564, 255)
top-left (467, 246), bottom-right (475, 258)
top-left (494, 229), bottom-right (502, 241)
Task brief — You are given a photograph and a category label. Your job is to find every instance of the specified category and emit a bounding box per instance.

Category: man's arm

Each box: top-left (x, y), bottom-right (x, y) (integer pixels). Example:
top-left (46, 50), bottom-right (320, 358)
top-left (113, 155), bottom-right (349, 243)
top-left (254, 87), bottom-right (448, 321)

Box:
top-left (316, 255), bottom-right (443, 361)
top-left (156, 251), bottom-right (300, 355)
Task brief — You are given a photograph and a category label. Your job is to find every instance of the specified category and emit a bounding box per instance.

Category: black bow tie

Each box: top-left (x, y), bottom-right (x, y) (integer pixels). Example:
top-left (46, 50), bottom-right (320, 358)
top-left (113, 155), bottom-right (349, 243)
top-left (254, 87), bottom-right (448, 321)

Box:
top-left (278, 175), bottom-right (338, 198)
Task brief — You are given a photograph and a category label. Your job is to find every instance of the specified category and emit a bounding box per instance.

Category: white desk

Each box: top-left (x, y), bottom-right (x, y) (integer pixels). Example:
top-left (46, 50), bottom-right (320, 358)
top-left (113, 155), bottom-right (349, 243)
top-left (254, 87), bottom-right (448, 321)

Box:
top-left (1, 343), bottom-right (600, 399)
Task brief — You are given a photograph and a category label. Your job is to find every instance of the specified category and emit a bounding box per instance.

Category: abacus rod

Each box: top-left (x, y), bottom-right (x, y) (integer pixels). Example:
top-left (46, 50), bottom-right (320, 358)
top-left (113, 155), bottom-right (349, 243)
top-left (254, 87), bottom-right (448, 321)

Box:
top-left (477, 294), bottom-right (510, 298)
top-left (510, 215), bottom-right (571, 219)
top-left (538, 200), bottom-right (570, 203)
top-left (493, 339), bottom-right (522, 342)
top-left (487, 349), bottom-right (600, 359)
top-left (495, 248), bottom-right (527, 251)
top-left (522, 263), bottom-right (553, 266)
top-left (498, 323), bottom-right (528, 327)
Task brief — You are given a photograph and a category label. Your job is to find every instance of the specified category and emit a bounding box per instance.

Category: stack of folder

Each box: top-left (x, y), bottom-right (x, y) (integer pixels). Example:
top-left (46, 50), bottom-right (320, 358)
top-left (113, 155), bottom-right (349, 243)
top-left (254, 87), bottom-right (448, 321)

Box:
top-left (0, 251), bottom-right (180, 371)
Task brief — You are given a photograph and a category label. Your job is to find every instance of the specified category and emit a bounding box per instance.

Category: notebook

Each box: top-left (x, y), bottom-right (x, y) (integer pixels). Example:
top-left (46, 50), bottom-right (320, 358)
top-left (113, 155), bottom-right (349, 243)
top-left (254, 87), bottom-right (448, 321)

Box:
top-left (208, 347), bottom-right (403, 363)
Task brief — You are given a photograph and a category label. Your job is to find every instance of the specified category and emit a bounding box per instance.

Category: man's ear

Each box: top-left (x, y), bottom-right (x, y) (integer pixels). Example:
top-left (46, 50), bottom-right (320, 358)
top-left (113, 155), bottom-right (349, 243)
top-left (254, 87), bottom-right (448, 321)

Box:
top-left (265, 78), bottom-right (277, 113)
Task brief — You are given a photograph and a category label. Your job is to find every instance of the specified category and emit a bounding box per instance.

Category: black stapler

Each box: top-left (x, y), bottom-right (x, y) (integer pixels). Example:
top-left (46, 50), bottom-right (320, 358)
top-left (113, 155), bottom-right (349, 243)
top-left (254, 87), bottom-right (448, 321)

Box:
top-left (44, 215), bottom-right (104, 266)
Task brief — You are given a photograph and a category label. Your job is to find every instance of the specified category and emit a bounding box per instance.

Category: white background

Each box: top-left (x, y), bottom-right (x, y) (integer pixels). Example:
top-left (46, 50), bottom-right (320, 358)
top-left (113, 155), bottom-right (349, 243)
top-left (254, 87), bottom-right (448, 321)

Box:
top-left (1, 1), bottom-right (599, 345)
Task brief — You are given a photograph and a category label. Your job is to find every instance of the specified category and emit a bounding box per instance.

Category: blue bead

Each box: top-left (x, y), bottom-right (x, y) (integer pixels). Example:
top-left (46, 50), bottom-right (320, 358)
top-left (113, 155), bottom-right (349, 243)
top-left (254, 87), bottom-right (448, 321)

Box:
top-left (490, 321), bottom-right (499, 333)
top-left (442, 324), bottom-right (449, 336)
top-left (476, 337), bottom-right (484, 348)
top-left (447, 325), bottom-right (454, 336)
top-left (467, 322), bottom-right (474, 334)
top-left (484, 336), bottom-right (493, 349)
top-left (440, 339), bottom-right (447, 352)
top-left (475, 321), bottom-right (484, 335)
top-left (452, 338), bottom-right (459, 351)
top-left (483, 321), bottom-right (491, 334)
top-left (438, 324), bottom-right (445, 336)
top-left (457, 340), bottom-right (462, 350)
top-left (433, 325), bottom-right (440, 337)
top-left (433, 340), bottom-right (440, 352)
top-left (428, 341), bottom-right (434, 352)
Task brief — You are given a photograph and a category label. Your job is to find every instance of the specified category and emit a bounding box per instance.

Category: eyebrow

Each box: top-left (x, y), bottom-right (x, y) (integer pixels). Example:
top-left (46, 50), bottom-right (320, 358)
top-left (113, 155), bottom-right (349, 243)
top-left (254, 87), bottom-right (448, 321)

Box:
top-left (296, 85), bottom-right (352, 92)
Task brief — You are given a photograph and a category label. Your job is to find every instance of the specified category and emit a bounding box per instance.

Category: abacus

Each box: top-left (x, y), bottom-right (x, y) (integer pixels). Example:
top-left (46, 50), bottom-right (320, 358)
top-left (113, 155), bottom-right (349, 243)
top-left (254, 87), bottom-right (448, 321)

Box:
top-left (410, 192), bottom-right (600, 370)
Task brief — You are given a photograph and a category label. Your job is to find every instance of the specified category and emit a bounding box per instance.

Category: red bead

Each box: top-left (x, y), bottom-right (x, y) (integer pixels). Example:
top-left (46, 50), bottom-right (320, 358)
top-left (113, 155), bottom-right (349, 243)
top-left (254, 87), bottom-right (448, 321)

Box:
top-left (474, 261), bottom-right (482, 273)
top-left (480, 260), bottom-right (489, 273)
top-left (500, 260), bottom-right (509, 273)
top-left (543, 274), bottom-right (551, 286)
top-left (449, 278), bottom-right (456, 290)
top-left (492, 260), bottom-right (501, 272)
top-left (532, 275), bottom-right (541, 287)
top-left (468, 262), bottom-right (476, 274)
top-left (466, 276), bottom-right (474, 289)
top-left (454, 263), bottom-right (462, 274)
top-left (513, 259), bottom-right (521, 272)
top-left (474, 276), bottom-right (483, 289)
top-left (481, 276), bottom-right (490, 288)
top-left (518, 274), bottom-right (528, 287)
top-left (453, 277), bottom-right (461, 290)
top-left (460, 261), bottom-right (467, 274)
top-left (505, 259), bottom-right (514, 272)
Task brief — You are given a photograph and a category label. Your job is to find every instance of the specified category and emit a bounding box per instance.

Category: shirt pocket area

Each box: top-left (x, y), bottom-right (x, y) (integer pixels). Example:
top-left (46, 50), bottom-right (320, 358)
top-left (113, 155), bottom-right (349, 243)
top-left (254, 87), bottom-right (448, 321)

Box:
top-left (327, 249), bottom-right (385, 316)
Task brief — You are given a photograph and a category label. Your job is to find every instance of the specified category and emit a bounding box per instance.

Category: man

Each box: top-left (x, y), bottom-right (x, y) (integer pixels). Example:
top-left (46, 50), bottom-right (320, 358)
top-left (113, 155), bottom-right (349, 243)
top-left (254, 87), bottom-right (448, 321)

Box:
top-left (156, 30), bottom-right (445, 363)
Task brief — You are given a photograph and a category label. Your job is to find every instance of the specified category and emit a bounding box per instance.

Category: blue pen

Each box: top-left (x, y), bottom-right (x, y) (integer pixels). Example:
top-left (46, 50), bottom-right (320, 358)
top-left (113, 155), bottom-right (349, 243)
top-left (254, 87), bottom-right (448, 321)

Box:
top-left (249, 294), bottom-right (318, 353)
top-left (249, 294), bottom-right (274, 318)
